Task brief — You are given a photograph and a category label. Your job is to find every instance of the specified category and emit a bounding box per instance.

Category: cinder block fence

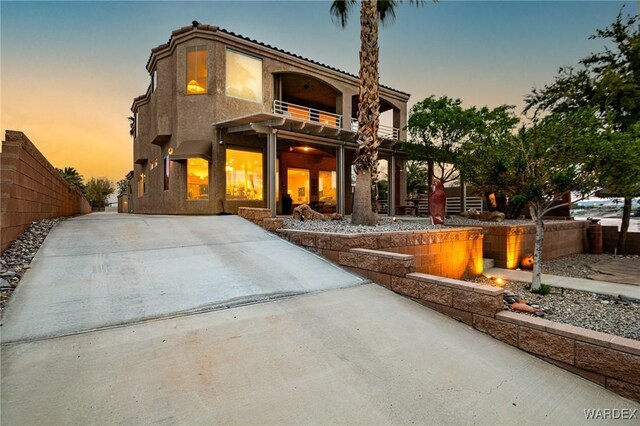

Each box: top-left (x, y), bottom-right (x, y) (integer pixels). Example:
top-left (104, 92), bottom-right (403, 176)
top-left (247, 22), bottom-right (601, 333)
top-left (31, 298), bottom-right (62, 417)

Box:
top-left (0, 131), bottom-right (91, 253)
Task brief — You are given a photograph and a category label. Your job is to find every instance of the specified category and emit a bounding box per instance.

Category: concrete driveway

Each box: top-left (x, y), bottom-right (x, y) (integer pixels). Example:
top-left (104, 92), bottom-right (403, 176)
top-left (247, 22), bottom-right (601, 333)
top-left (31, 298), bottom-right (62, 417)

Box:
top-left (2, 213), bottom-right (638, 424)
top-left (1, 213), bottom-right (365, 342)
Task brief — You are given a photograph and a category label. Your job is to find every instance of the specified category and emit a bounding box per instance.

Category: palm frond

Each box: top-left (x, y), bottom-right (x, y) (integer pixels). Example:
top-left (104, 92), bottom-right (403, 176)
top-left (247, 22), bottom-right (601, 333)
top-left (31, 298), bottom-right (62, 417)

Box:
top-left (330, 0), bottom-right (357, 27)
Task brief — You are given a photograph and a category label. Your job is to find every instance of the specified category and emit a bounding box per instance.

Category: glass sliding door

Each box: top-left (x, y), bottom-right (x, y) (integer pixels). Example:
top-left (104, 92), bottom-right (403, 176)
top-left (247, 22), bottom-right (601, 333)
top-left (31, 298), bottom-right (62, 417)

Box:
top-left (287, 168), bottom-right (309, 205)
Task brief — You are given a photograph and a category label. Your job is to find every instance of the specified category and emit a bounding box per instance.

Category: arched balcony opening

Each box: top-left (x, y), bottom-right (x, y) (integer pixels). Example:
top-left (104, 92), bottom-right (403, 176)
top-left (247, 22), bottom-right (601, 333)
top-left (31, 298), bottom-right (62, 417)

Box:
top-left (273, 73), bottom-right (343, 128)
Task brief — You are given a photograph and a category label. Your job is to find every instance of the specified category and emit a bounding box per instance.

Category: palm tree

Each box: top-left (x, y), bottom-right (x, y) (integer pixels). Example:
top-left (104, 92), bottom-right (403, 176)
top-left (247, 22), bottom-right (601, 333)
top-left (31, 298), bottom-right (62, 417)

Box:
top-left (331, 0), bottom-right (423, 225)
top-left (57, 167), bottom-right (86, 194)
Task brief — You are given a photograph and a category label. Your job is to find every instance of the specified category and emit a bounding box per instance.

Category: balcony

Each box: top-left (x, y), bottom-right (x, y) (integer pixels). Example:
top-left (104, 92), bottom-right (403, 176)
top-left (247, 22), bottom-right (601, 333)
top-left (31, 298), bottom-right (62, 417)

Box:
top-left (351, 118), bottom-right (400, 141)
top-left (273, 100), bottom-right (342, 128)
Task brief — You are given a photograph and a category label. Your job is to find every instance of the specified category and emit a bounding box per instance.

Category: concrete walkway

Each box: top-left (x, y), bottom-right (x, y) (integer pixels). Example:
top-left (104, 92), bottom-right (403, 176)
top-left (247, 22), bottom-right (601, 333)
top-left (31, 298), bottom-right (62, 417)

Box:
top-left (486, 267), bottom-right (640, 300)
top-left (2, 213), bottom-right (637, 424)
top-left (1, 213), bottom-right (365, 342)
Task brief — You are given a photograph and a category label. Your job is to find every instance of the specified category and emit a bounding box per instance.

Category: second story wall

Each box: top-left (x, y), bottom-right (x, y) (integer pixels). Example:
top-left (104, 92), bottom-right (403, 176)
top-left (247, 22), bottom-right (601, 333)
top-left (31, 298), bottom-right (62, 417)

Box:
top-left (133, 24), bottom-right (410, 147)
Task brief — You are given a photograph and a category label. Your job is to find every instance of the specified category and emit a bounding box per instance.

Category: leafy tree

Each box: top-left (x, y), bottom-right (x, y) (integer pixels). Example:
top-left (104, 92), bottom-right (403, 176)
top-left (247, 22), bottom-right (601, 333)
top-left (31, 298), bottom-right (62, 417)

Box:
top-left (511, 109), bottom-right (602, 291)
top-left (116, 179), bottom-right (129, 196)
top-left (406, 160), bottom-right (429, 195)
top-left (525, 9), bottom-right (639, 254)
top-left (57, 167), bottom-right (86, 194)
top-left (85, 177), bottom-right (115, 209)
top-left (403, 96), bottom-right (481, 187)
top-left (457, 105), bottom-right (523, 218)
top-left (331, 0), bottom-right (424, 225)
top-left (592, 124), bottom-right (640, 252)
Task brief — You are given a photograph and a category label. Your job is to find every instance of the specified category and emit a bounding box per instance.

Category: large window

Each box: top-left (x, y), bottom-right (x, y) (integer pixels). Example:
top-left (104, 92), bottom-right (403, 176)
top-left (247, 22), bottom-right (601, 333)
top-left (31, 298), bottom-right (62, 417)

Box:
top-left (288, 168), bottom-right (310, 205)
top-left (186, 46), bottom-right (207, 94)
top-left (225, 49), bottom-right (263, 103)
top-left (319, 170), bottom-right (337, 205)
top-left (187, 158), bottom-right (209, 200)
top-left (226, 148), bottom-right (263, 200)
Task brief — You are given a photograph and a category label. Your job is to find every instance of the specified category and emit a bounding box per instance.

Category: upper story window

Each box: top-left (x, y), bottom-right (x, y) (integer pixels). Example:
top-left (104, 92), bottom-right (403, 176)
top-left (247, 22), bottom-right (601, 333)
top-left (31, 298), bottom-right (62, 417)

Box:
top-left (151, 69), bottom-right (157, 93)
top-left (186, 46), bottom-right (207, 94)
top-left (134, 112), bottom-right (139, 137)
top-left (225, 49), bottom-right (263, 103)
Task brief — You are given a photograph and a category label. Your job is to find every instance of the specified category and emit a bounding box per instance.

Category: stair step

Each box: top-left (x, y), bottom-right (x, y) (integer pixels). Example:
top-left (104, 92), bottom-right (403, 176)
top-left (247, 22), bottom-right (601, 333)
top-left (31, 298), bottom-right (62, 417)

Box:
top-left (483, 258), bottom-right (495, 271)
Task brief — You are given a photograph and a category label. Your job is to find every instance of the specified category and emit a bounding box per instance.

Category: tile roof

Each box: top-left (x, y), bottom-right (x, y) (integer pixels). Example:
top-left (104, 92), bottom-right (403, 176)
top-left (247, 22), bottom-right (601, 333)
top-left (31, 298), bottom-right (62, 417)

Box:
top-left (146, 22), bottom-right (409, 97)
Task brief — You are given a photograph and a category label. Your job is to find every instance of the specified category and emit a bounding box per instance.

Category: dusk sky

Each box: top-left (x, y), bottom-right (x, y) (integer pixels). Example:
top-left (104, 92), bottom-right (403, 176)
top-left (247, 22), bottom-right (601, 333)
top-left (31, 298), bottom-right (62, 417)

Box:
top-left (1, 1), bottom-right (633, 183)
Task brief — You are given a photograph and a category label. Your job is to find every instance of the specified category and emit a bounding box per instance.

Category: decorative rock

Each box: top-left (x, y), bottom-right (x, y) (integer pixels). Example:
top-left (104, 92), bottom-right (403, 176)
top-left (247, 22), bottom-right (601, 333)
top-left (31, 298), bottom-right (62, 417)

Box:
top-left (511, 302), bottom-right (537, 314)
top-left (0, 217), bottom-right (62, 315)
top-left (292, 204), bottom-right (342, 221)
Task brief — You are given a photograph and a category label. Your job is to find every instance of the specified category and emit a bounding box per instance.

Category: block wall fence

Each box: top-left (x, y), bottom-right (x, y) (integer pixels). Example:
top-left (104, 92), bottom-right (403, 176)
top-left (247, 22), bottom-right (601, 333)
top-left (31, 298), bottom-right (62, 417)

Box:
top-left (238, 207), bottom-right (640, 402)
top-left (0, 131), bottom-right (91, 253)
top-left (603, 225), bottom-right (640, 255)
top-left (451, 221), bottom-right (589, 269)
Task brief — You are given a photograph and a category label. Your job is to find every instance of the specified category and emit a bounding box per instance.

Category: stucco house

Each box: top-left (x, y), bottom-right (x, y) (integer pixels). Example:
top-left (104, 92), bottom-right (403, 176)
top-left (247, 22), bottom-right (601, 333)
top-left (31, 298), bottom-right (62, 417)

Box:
top-left (130, 22), bottom-right (410, 216)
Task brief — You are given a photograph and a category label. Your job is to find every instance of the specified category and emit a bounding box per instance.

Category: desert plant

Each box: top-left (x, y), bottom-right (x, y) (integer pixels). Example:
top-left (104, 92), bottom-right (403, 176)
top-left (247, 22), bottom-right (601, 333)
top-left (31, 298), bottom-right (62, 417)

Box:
top-left (85, 177), bottom-right (115, 209)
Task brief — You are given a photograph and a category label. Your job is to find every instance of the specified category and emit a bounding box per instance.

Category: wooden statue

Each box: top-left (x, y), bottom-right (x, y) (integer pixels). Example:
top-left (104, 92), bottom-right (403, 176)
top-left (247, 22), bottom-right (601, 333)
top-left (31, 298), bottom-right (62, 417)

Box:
top-left (429, 179), bottom-right (446, 225)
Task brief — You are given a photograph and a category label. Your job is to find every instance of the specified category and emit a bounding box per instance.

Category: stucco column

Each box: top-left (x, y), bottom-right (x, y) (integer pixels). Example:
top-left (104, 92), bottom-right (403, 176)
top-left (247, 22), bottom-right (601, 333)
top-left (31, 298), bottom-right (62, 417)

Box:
top-left (337, 144), bottom-right (346, 215)
top-left (389, 154), bottom-right (396, 216)
top-left (341, 93), bottom-right (354, 131)
top-left (267, 130), bottom-right (277, 217)
top-left (394, 104), bottom-right (407, 141)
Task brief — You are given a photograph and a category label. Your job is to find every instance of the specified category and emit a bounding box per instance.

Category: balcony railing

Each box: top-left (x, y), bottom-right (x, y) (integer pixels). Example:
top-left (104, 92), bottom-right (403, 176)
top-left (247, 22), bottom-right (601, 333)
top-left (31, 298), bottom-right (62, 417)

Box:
top-left (350, 118), bottom-right (400, 140)
top-left (273, 100), bottom-right (342, 128)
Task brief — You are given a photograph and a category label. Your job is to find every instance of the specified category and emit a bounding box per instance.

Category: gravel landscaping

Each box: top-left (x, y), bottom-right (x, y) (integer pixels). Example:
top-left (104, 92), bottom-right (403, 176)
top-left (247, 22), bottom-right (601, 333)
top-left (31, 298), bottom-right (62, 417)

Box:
top-left (444, 216), bottom-right (565, 227)
top-left (282, 215), bottom-right (571, 232)
top-left (282, 217), bottom-right (443, 233)
top-left (476, 253), bottom-right (640, 340)
top-left (0, 218), bottom-right (62, 317)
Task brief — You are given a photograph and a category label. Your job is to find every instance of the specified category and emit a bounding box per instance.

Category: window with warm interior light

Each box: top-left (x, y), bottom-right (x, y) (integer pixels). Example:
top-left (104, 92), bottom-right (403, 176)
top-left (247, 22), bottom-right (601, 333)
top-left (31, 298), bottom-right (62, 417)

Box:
top-left (187, 158), bottom-right (209, 200)
top-left (319, 170), bottom-right (337, 205)
top-left (226, 148), bottom-right (263, 200)
top-left (226, 49), bottom-right (263, 103)
top-left (186, 46), bottom-right (207, 94)
top-left (288, 168), bottom-right (310, 205)
top-left (164, 156), bottom-right (170, 191)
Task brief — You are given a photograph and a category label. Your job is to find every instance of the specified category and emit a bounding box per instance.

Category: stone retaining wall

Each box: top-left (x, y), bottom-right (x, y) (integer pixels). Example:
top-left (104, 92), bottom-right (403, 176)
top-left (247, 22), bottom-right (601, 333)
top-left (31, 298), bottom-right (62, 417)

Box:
top-left (1, 131), bottom-right (91, 253)
top-left (237, 211), bottom-right (639, 401)
top-left (237, 207), bottom-right (284, 231)
top-left (462, 221), bottom-right (588, 269)
top-left (391, 271), bottom-right (640, 403)
top-left (277, 227), bottom-right (484, 279)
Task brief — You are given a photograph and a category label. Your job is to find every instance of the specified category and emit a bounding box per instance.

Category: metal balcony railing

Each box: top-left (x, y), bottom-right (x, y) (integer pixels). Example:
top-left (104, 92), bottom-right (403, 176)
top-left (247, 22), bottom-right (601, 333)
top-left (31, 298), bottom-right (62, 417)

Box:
top-left (273, 100), bottom-right (342, 128)
top-left (350, 118), bottom-right (400, 140)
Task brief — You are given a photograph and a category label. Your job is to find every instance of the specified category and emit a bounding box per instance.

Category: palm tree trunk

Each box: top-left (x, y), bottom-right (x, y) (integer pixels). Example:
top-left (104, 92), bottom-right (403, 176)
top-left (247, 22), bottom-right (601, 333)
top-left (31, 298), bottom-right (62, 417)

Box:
top-left (351, 0), bottom-right (380, 226)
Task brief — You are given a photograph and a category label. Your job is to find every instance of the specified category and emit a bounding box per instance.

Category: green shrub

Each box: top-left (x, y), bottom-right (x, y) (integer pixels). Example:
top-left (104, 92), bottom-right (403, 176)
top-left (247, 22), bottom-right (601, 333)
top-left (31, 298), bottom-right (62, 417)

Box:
top-left (531, 283), bottom-right (552, 295)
